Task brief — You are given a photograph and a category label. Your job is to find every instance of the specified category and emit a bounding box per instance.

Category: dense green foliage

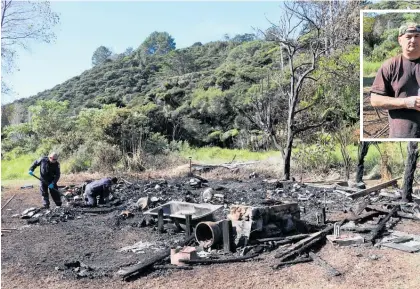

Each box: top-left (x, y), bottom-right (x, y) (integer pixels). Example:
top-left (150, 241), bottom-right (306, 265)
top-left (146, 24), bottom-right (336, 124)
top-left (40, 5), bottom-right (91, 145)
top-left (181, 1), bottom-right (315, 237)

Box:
top-left (2, 6), bottom-right (360, 176)
top-left (363, 12), bottom-right (420, 64)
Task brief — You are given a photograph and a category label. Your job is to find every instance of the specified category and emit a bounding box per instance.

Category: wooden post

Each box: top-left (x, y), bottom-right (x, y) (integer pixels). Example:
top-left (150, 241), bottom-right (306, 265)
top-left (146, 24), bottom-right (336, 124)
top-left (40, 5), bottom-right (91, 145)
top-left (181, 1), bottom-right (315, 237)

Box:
top-left (185, 214), bottom-right (192, 237)
top-left (222, 220), bottom-right (232, 253)
top-left (321, 207), bottom-right (326, 225)
top-left (158, 208), bottom-right (164, 233)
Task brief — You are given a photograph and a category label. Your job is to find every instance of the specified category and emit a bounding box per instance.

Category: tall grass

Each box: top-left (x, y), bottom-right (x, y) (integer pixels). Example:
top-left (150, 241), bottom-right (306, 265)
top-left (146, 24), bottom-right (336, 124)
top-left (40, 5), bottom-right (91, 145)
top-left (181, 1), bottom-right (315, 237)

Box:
top-left (1, 153), bottom-right (39, 180)
top-left (330, 142), bottom-right (407, 175)
top-left (363, 60), bottom-right (382, 76)
top-left (1, 143), bottom-right (410, 181)
top-left (179, 147), bottom-right (281, 164)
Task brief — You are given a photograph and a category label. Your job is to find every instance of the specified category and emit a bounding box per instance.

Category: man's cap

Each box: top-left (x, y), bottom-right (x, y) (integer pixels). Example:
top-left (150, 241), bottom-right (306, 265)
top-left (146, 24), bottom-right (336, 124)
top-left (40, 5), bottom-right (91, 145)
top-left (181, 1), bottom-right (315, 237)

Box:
top-left (398, 23), bottom-right (420, 36)
top-left (49, 152), bottom-right (58, 160)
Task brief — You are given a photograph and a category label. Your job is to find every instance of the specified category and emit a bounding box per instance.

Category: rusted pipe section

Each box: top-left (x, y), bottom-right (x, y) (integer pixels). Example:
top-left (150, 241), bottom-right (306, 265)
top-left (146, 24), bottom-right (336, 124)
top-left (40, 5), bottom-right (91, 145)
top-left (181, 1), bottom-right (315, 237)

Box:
top-left (195, 221), bottom-right (222, 248)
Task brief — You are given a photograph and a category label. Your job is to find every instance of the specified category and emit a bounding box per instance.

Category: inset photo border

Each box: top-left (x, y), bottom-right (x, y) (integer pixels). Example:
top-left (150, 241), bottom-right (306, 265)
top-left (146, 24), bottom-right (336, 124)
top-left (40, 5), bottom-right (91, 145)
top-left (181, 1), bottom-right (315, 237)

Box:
top-left (360, 9), bottom-right (420, 141)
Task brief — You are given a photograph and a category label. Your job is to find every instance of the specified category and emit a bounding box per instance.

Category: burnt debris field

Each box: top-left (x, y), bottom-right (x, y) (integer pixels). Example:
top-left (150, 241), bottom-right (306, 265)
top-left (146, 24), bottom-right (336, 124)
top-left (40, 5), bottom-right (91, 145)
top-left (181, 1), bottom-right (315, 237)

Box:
top-left (1, 172), bottom-right (420, 289)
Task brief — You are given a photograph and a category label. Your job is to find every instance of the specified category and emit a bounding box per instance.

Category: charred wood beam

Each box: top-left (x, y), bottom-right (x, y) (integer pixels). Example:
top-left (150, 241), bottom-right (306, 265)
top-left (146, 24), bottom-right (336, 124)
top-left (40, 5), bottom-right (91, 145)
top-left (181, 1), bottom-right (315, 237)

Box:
top-left (119, 235), bottom-right (194, 280)
top-left (274, 224), bottom-right (335, 260)
top-left (355, 200), bottom-right (369, 216)
top-left (349, 177), bottom-right (401, 199)
top-left (251, 234), bottom-right (310, 244)
top-left (368, 206), bottom-right (400, 244)
top-left (73, 206), bottom-right (123, 214)
top-left (179, 253), bottom-right (260, 265)
top-left (349, 211), bottom-right (381, 224)
top-left (1, 194), bottom-right (16, 213)
top-left (275, 219), bottom-right (347, 262)
top-left (308, 252), bottom-right (341, 277)
top-left (272, 256), bottom-right (313, 269)
top-left (365, 205), bottom-right (419, 221)
top-left (153, 265), bottom-right (193, 270)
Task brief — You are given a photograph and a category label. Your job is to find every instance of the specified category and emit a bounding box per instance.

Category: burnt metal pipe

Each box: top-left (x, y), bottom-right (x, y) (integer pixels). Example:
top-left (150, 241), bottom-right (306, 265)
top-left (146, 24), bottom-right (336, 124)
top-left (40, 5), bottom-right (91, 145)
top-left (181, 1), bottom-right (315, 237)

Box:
top-left (195, 221), bottom-right (222, 248)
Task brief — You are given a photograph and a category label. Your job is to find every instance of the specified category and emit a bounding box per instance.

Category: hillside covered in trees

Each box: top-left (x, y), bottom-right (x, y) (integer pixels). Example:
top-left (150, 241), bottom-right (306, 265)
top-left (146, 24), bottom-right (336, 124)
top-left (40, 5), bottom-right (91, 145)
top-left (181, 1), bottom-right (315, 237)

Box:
top-left (3, 0), bottom-right (400, 178)
top-left (364, 11), bottom-right (420, 64)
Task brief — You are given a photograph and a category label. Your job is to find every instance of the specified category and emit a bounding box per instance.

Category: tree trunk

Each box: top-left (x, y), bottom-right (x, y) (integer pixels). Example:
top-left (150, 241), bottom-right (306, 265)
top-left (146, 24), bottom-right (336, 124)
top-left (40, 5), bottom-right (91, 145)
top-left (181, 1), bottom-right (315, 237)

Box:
top-left (283, 129), bottom-right (294, 180)
top-left (402, 141), bottom-right (418, 202)
top-left (356, 141), bottom-right (370, 182)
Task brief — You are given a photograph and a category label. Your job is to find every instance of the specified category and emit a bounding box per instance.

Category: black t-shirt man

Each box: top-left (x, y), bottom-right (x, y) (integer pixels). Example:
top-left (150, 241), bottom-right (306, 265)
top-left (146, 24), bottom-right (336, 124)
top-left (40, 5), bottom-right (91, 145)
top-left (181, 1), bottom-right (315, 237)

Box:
top-left (370, 23), bottom-right (420, 138)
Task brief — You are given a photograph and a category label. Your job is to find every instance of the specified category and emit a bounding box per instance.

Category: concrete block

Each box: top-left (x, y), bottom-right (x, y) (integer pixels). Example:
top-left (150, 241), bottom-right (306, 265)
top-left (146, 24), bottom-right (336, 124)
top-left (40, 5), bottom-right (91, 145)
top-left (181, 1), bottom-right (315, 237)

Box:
top-left (170, 246), bottom-right (197, 266)
top-left (327, 234), bottom-right (364, 246)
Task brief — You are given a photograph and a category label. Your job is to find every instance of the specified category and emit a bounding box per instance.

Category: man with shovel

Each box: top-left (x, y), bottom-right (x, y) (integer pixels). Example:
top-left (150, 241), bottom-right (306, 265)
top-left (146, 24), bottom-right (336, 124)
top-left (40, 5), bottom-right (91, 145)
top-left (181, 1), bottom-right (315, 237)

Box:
top-left (28, 152), bottom-right (62, 209)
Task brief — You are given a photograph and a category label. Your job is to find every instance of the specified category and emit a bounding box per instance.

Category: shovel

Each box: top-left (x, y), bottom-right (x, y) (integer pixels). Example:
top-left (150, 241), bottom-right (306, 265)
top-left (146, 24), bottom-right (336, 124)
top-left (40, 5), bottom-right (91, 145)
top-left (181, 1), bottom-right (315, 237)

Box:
top-left (30, 174), bottom-right (62, 195)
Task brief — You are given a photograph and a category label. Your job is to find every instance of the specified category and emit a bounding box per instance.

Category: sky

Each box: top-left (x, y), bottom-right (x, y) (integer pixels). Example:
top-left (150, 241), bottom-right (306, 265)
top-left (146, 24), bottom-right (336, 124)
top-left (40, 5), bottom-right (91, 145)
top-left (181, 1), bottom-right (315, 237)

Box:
top-left (1, 0), bottom-right (284, 104)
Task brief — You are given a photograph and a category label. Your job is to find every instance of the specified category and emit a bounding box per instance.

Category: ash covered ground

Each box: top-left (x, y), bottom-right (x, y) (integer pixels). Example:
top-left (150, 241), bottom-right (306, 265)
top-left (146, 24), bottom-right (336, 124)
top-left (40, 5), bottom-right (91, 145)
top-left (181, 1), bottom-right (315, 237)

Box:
top-left (2, 173), bottom-right (418, 288)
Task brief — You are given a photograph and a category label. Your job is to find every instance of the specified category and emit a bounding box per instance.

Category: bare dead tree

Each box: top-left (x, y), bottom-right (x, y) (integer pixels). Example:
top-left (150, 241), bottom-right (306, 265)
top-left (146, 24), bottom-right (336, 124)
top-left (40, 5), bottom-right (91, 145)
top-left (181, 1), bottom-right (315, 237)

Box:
top-left (260, 1), bottom-right (360, 180)
top-left (402, 141), bottom-right (418, 202)
top-left (1, 0), bottom-right (59, 93)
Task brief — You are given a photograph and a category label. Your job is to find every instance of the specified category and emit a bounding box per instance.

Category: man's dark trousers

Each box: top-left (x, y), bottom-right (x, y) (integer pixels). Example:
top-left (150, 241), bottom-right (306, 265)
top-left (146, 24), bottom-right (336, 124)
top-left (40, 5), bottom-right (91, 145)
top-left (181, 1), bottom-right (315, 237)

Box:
top-left (40, 182), bottom-right (62, 208)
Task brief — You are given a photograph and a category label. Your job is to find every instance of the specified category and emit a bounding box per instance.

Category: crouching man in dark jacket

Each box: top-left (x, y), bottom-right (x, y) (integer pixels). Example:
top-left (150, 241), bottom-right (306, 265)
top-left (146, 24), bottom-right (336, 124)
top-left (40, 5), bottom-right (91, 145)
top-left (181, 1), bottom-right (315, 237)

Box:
top-left (29, 152), bottom-right (61, 209)
top-left (83, 177), bottom-right (118, 207)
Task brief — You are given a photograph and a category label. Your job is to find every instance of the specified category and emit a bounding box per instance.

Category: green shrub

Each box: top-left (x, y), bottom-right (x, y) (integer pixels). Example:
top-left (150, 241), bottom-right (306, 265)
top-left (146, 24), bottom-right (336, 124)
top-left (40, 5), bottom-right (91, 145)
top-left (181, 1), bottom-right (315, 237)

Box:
top-left (90, 142), bottom-right (122, 172)
top-left (144, 133), bottom-right (169, 155)
top-left (61, 145), bottom-right (92, 173)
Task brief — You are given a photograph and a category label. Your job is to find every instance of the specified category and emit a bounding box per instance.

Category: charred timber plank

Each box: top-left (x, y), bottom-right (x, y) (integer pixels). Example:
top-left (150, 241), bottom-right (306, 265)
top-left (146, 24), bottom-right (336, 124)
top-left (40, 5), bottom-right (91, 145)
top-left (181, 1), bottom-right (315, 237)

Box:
top-left (276, 236), bottom-right (323, 262)
top-left (335, 186), bottom-right (359, 193)
top-left (119, 235), bottom-right (194, 280)
top-left (355, 200), bottom-right (369, 216)
top-left (275, 219), bottom-right (347, 261)
top-left (251, 234), bottom-right (310, 244)
top-left (349, 177), bottom-right (401, 199)
top-left (179, 253), bottom-right (259, 265)
top-left (74, 205), bottom-right (124, 214)
top-left (369, 206), bottom-right (400, 244)
top-left (366, 205), bottom-right (420, 220)
top-left (153, 265), bottom-right (193, 270)
top-left (308, 252), bottom-right (341, 277)
top-left (274, 225), bottom-right (334, 259)
top-left (348, 211), bottom-right (381, 223)
top-left (1, 194), bottom-right (16, 213)
top-left (272, 257), bottom-right (313, 269)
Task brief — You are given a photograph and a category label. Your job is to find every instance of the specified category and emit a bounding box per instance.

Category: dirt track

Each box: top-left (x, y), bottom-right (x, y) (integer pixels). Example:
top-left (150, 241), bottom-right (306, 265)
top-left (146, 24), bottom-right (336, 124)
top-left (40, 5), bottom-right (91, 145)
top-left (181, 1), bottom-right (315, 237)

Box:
top-left (1, 174), bottom-right (420, 289)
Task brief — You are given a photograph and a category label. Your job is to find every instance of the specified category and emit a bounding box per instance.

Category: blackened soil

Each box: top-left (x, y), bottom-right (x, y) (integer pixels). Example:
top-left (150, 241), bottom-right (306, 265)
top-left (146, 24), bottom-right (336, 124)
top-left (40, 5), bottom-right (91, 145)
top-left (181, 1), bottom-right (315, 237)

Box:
top-left (1, 175), bottom-right (405, 288)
